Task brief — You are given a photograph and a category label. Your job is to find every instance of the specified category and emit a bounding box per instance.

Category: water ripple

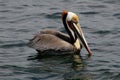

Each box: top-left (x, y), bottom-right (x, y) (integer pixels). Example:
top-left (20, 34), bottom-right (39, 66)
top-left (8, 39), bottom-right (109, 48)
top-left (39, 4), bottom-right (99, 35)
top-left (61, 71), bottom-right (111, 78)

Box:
top-left (80, 11), bottom-right (99, 15)
top-left (0, 42), bottom-right (27, 48)
top-left (0, 0), bottom-right (120, 80)
top-left (88, 5), bottom-right (107, 8)
top-left (113, 13), bottom-right (120, 19)
top-left (45, 12), bottom-right (61, 19)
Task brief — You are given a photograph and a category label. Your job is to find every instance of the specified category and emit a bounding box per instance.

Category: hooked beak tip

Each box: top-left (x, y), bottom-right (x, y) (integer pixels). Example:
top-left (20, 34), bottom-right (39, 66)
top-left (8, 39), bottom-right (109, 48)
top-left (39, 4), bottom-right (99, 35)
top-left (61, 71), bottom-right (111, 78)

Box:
top-left (87, 48), bottom-right (92, 57)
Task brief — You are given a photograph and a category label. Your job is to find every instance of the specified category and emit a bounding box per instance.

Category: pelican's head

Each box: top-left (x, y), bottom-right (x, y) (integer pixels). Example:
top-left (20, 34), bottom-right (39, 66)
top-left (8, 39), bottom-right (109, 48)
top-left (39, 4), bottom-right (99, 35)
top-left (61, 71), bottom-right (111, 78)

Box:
top-left (62, 10), bottom-right (92, 57)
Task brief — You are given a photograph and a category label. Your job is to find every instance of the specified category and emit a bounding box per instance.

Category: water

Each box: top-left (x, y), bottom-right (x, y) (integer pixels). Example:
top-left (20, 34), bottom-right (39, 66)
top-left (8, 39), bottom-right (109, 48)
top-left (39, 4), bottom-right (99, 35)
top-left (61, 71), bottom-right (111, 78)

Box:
top-left (0, 0), bottom-right (120, 80)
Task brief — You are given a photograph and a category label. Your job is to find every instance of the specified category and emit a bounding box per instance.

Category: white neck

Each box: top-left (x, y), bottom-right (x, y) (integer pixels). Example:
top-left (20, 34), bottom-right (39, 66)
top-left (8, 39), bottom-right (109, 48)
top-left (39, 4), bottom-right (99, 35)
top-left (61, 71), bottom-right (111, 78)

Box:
top-left (74, 38), bottom-right (81, 50)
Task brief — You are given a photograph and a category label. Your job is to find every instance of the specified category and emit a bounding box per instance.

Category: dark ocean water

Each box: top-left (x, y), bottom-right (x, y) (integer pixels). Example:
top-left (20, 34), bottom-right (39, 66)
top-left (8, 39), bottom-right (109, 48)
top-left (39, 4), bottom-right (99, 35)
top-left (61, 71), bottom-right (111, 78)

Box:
top-left (0, 0), bottom-right (120, 80)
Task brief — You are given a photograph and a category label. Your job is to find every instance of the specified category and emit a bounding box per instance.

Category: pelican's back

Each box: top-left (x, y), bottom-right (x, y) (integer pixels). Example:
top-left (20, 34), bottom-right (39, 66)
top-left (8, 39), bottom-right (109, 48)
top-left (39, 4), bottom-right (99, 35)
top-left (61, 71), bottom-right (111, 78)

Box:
top-left (28, 30), bottom-right (75, 55)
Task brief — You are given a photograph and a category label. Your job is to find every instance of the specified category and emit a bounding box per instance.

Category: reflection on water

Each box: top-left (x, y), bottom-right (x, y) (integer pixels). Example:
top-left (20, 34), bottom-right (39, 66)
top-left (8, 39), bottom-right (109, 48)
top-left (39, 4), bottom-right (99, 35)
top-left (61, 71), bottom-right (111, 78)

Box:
top-left (28, 53), bottom-right (93, 80)
top-left (28, 53), bottom-right (84, 71)
top-left (65, 54), bottom-right (93, 80)
top-left (72, 54), bottom-right (84, 71)
top-left (64, 72), bottom-right (93, 80)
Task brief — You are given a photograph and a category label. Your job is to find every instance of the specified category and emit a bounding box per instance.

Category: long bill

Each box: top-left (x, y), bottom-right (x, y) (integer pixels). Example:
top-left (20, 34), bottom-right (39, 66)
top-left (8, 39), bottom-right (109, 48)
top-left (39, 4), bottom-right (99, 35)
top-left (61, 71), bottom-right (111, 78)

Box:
top-left (73, 23), bottom-right (92, 57)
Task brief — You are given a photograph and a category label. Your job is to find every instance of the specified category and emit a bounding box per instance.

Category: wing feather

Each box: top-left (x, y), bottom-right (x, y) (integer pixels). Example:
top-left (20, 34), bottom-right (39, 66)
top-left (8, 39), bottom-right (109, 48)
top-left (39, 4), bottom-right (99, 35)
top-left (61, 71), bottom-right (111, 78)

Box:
top-left (28, 30), bottom-right (75, 54)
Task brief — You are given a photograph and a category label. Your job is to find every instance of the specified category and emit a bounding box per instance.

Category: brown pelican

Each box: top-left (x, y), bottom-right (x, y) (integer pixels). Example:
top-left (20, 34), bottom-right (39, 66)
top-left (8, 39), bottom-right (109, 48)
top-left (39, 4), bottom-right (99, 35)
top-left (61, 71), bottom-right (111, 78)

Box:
top-left (29, 10), bottom-right (92, 56)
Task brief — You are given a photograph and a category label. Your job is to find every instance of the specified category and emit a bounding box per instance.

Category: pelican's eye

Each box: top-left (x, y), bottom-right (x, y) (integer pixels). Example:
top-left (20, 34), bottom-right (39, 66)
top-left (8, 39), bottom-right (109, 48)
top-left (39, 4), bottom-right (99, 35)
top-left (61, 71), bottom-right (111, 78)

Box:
top-left (71, 19), bottom-right (78, 24)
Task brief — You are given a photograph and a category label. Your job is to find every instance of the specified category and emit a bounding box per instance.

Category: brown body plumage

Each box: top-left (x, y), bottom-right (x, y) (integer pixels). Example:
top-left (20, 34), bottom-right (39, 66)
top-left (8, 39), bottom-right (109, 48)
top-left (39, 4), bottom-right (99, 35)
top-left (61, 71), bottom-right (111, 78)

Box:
top-left (29, 29), bottom-right (81, 55)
